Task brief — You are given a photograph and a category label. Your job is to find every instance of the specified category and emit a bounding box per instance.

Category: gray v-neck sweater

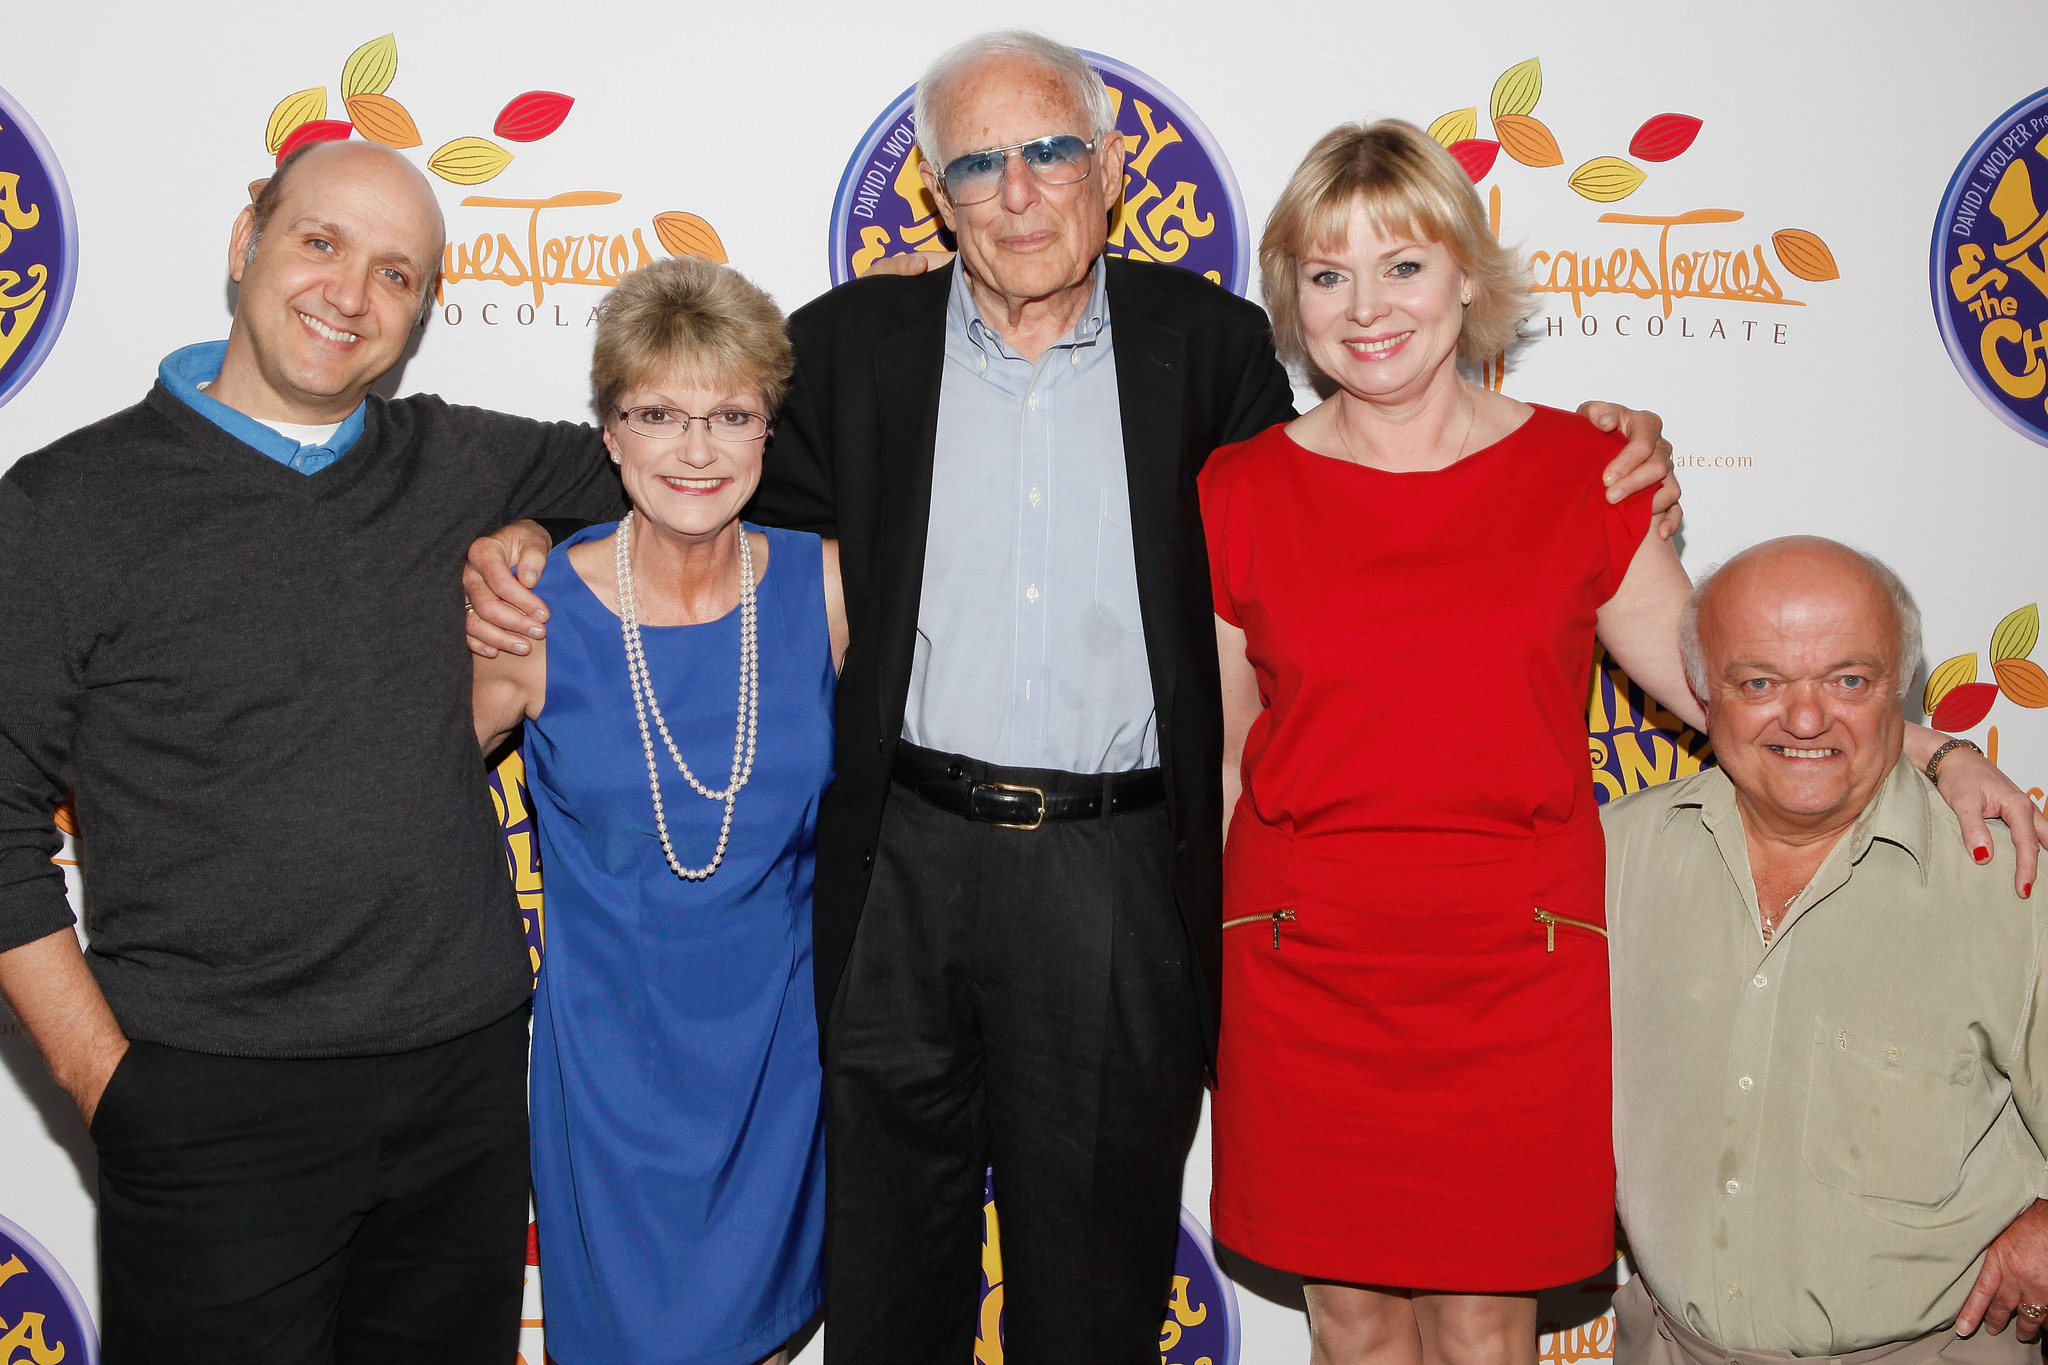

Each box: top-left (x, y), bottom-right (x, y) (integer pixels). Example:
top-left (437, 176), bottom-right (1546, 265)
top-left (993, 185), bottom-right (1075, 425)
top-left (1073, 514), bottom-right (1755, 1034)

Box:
top-left (0, 384), bottom-right (623, 1057)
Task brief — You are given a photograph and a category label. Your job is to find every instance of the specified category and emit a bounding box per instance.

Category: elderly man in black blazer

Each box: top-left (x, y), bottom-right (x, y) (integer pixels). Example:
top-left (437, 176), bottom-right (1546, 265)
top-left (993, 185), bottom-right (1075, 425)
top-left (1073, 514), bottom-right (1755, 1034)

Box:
top-left (466, 29), bottom-right (1675, 1364)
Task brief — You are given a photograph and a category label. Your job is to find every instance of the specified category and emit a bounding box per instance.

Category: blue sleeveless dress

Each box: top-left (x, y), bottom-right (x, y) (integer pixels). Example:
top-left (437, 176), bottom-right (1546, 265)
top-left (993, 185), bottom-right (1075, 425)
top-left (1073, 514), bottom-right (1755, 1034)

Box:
top-left (525, 522), bottom-right (831, 1365)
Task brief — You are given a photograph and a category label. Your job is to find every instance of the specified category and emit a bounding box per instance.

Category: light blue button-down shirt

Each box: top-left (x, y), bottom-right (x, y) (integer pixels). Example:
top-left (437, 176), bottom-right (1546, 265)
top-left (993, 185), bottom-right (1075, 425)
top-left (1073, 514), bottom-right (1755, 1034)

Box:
top-left (904, 259), bottom-right (1159, 774)
top-left (159, 341), bottom-right (364, 474)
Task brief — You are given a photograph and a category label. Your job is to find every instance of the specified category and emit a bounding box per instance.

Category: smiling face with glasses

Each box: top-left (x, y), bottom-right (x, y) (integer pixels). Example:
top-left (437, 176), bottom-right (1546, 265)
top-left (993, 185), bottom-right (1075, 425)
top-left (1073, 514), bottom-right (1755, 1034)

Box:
top-left (601, 377), bottom-right (771, 545)
top-left (918, 55), bottom-right (1126, 346)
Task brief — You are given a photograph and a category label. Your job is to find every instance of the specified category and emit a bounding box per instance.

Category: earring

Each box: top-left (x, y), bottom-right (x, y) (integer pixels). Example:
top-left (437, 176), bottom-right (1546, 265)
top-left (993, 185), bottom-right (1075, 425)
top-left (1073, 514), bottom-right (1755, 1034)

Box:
top-left (1462, 288), bottom-right (1473, 306)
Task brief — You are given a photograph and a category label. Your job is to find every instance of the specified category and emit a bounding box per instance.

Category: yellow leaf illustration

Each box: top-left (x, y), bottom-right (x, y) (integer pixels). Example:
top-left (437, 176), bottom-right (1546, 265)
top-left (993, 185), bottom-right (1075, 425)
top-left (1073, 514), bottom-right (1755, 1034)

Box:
top-left (1427, 108), bottom-right (1478, 149)
top-left (652, 212), bottom-right (728, 264)
top-left (427, 136), bottom-right (514, 186)
top-left (265, 88), bottom-right (326, 155)
top-left (1995, 657), bottom-right (2048, 708)
top-left (1567, 156), bottom-right (1646, 203)
top-left (341, 34), bottom-right (398, 100)
top-left (1771, 229), bottom-right (1839, 283)
top-left (345, 94), bottom-right (421, 149)
top-left (1924, 652), bottom-right (1979, 715)
top-left (1990, 603), bottom-right (2038, 664)
top-left (1494, 114), bottom-right (1563, 168)
top-left (1490, 58), bottom-right (1542, 122)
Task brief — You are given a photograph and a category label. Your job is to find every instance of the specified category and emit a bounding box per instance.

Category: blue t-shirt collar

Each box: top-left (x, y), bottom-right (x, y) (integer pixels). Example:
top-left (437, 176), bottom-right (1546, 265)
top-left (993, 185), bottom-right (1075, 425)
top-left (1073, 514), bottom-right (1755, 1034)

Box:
top-left (158, 341), bottom-right (366, 474)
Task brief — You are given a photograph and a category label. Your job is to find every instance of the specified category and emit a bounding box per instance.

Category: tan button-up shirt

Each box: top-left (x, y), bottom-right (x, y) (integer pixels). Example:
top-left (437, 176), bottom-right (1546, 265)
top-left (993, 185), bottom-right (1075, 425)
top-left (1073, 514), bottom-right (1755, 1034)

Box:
top-left (1604, 757), bottom-right (2048, 1356)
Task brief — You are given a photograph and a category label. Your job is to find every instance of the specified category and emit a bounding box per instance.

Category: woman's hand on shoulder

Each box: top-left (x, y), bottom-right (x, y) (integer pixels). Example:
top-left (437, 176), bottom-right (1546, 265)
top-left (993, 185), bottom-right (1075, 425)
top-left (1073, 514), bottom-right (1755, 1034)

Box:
top-left (1579, 400), bottom-right (1682, 539)
top-left (822, 539), bottom-right (849, 676)
top-left (1906, 729), bottom-right (2048, 897)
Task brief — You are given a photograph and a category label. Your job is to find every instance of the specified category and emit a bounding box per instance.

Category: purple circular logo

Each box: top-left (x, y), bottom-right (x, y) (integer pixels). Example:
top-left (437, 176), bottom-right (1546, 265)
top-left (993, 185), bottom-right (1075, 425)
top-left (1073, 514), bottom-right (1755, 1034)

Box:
top-left (1160, 1206), bottom-right (1241, 1365)
top-left (975, 1170), bottom-right (1239, 1365)
top-left (1932, 87), bottom-right (2048, 446)
top-left (0, 85), bottom-right (78, 410)
top-left (828, 52), bottom-right (1247, 294)
top-left (0, 1212), bottom-right (98, 1365)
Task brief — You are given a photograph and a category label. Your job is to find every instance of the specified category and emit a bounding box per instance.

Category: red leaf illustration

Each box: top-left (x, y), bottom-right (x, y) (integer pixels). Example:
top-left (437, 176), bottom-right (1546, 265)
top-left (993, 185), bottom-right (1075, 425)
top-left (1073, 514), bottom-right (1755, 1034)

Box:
top-left (494, 91), bottom-right (574, 143)
top-left (1449, 139), bottom-right (1501, 183)
top-left (525, 1221), bottom-right (540, 1266)
top-left (1629, 113), bottom-right (1702, 163)
top-left (276, 119), bottom-right (353, 164)
top-left (1929, 681), bottom-right (1999, 732)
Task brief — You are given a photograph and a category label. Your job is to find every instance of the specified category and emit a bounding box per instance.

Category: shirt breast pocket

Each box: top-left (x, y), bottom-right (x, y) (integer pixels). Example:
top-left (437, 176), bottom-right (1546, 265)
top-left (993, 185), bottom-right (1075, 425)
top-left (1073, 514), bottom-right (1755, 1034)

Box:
top-left (1801, 1014), bottom-right (1978, 1207)
top-left (1092, 488), bottom-right (1144, 636)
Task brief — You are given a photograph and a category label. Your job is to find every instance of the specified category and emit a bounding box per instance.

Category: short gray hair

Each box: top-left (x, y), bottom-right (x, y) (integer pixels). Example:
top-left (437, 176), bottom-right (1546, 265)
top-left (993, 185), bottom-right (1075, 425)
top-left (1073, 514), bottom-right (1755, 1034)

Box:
top-left (1680, 540), bottom-right (1924, 703)
top-left (913, 30), bottom-right (1117, 165)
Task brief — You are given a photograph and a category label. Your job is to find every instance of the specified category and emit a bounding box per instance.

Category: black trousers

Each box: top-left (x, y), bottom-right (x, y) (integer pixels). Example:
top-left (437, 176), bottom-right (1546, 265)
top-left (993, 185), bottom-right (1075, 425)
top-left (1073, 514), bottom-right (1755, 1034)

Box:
top-left (92, 1005), bottom-right (531, 1364)
top-left (824, 764), bottom-right (1207, 1365)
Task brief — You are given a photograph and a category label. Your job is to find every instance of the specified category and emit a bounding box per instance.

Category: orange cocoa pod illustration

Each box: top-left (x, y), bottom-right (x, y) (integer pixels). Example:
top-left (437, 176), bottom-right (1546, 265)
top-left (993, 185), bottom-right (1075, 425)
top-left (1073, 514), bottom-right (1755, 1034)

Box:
top-left (1771, 229), bottom-right (1839, 282)
top-left (653, 212), bottom-right (729, 264)
top-left (1494, 114), bottom-right (1562, 168)
top-left (1993, 658), bottom-right (2048, 708)
top-left (346, 94), bottom-right (421, 149)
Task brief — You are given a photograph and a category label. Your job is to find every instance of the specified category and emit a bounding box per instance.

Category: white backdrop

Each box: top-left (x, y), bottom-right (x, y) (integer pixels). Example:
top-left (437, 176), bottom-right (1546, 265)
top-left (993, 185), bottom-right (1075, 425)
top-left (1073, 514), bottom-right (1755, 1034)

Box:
top-left (6, 2), bottom-right (2048, 1361)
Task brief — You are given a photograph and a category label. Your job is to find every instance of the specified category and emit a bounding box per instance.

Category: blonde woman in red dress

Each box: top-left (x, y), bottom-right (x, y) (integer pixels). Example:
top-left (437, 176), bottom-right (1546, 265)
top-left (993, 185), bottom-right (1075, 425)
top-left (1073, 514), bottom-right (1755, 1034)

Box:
top-left (1203, 120), bottom-right (2039, 1365)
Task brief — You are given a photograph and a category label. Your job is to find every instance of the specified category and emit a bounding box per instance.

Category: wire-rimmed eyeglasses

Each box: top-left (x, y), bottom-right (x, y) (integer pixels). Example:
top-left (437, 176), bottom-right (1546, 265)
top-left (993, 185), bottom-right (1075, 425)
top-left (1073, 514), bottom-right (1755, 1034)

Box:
top-left (616, 406), bottom-right (770, 442)
top-left (938, 135), bottom-right (1097, 206)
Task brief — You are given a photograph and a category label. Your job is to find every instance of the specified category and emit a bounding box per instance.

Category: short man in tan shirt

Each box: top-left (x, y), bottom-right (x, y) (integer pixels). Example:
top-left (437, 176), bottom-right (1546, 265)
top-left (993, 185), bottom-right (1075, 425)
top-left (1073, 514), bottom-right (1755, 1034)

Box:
top-left (1604, 536), bottom-right (2048, 1365)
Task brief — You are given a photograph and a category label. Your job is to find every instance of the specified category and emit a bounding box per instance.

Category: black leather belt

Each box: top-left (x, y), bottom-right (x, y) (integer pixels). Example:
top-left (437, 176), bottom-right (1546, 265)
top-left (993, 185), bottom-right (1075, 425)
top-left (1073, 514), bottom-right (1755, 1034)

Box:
top-left (893, 744), bottom-right (1166, 830)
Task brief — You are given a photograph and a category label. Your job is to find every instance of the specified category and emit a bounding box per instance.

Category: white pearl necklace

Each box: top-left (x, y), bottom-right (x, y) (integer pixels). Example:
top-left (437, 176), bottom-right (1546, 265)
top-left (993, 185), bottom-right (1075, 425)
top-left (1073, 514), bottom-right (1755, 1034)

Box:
top-left (615, 510), bottom-right (758, 881)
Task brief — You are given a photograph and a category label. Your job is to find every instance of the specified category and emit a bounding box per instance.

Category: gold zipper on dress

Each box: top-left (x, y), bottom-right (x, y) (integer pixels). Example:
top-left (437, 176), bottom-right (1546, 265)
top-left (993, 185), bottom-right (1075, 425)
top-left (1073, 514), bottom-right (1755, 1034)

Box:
top-left (1532, 908), bottom-right (1608, 952)
top-left (1223, 908), bottom-right (1297, 949)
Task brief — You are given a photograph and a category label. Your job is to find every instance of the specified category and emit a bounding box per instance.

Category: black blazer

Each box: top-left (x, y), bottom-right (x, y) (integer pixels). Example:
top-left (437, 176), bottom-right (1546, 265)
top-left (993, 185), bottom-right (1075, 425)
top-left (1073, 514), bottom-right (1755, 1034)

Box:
top-left (750, 256), bottom-right (1297, 1061)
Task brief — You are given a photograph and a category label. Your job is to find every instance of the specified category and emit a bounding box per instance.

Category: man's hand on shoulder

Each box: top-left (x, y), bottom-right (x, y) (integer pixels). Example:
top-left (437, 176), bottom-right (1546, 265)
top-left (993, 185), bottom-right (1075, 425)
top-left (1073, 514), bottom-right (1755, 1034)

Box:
top-left (464, 520), bottom-right (555, 658)
top-left (1958, 1198), bottom-right (2048, 1340)
top-left (1579, 400), bottom-right (1682, 540)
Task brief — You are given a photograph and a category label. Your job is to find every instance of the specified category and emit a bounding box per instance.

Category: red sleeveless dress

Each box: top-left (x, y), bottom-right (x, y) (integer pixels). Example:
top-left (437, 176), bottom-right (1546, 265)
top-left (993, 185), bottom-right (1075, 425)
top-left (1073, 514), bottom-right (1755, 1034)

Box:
top-left (1201, 406), bottom-right (1650, 1291)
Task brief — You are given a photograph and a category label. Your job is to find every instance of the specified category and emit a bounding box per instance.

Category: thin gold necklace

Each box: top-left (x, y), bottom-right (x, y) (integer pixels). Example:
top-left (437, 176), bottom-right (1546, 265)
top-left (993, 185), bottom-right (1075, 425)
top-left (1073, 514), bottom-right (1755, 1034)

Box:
top-left (1336, 391), bottom-right (1478, 469)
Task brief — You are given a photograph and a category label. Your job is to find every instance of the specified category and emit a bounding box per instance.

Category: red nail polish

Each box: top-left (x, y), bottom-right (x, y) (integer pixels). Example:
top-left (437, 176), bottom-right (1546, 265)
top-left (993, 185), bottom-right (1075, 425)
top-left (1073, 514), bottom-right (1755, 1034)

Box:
top-left (2026, 882), bottom-right (2035, 899)
top-left (1975, 847), bottom-right (1992, 864)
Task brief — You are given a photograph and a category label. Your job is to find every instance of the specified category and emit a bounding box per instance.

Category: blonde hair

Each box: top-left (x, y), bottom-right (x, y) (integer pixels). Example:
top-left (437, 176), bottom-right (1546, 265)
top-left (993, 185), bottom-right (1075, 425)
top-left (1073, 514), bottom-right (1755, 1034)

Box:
top-left (590, 256), bottom-right (793, 418)
top-left (1261, 119), bottom-right (1531, 376)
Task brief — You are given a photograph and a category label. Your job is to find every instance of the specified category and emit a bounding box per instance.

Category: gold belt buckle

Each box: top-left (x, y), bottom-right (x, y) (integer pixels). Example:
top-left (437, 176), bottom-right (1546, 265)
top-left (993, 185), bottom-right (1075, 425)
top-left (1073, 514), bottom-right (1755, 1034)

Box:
top-left (987, 781), bottom-right (1046, 831)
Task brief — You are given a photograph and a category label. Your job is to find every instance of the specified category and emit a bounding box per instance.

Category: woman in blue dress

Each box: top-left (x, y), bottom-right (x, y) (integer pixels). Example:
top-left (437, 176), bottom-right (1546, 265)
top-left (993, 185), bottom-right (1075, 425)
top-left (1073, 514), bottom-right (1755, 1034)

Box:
top-left (472, 256), bottom-right (847, 1365)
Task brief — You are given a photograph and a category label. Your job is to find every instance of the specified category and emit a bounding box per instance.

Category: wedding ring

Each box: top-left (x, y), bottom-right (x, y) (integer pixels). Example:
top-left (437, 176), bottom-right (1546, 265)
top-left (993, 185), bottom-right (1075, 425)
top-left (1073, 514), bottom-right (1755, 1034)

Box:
top-left (2016, 1303), bottom-right (2046, 1321)
top-left (464, 601), bottom-right (475, 614)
